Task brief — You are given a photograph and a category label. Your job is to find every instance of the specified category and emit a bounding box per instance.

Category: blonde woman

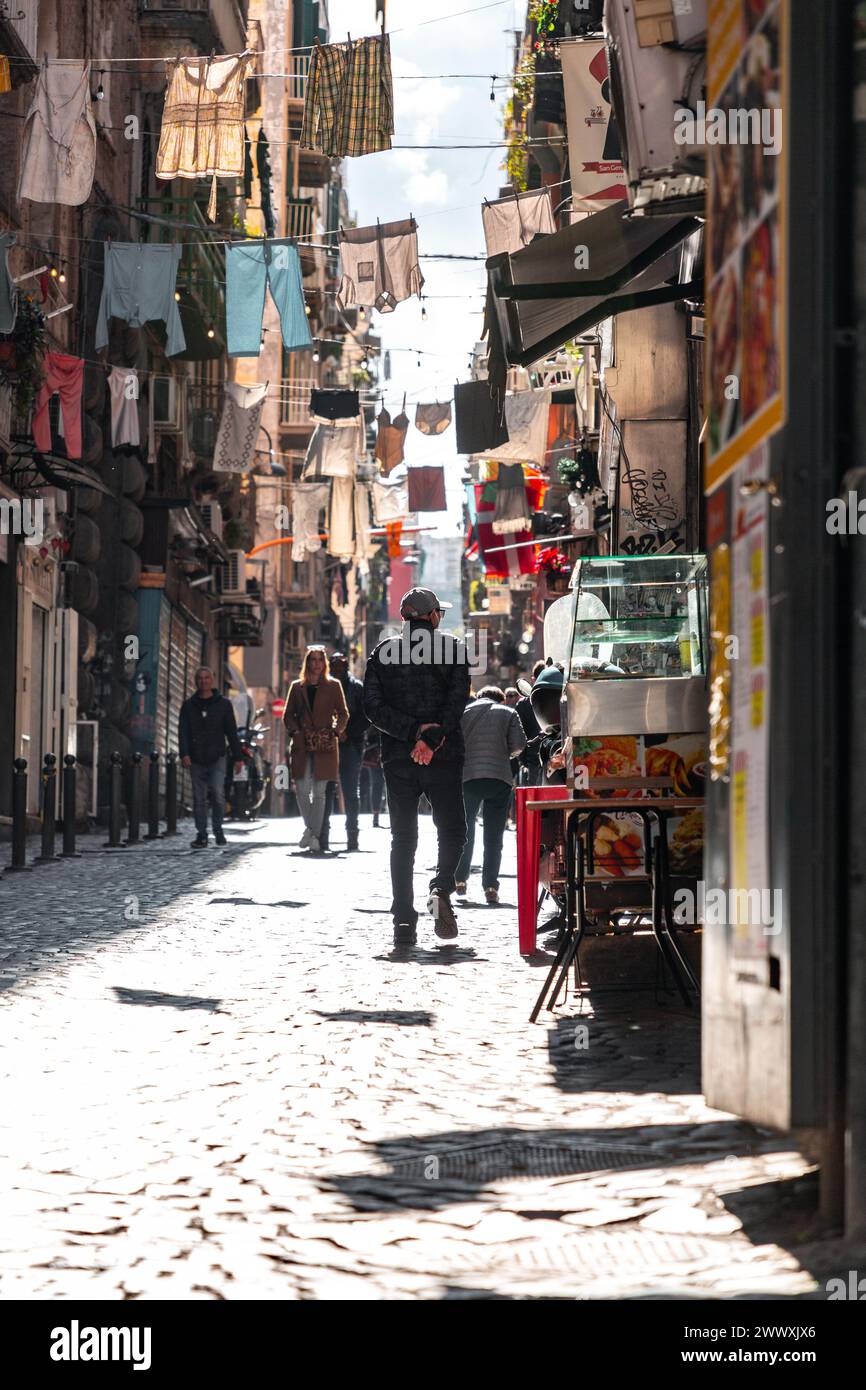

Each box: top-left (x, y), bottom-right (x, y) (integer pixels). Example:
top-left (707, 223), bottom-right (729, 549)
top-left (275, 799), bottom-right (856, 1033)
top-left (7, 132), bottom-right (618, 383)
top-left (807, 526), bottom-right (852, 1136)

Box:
top-left (283, 646), bottom-right (348, 853)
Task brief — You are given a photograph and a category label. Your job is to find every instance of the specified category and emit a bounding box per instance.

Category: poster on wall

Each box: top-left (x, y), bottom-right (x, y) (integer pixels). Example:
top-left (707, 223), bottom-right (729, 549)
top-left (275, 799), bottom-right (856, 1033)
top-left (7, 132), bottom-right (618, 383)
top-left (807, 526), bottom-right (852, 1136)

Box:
top-left (729, 443), bottom-right (772, 975)
top-left (705, 0), bottom-right (787, 493)
top-left (560, 39), bottom-right (627, 214)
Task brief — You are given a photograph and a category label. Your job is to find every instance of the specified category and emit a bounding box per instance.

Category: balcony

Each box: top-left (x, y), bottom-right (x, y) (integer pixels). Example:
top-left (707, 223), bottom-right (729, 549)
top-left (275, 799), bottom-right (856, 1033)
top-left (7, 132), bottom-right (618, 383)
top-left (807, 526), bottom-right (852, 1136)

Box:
top-left (0, 0), bottom-right (38, 83)
top-left (286, 198), bottom-right (317, 274)
top-left (137, 194), bottom-right (225, 358)
top-left (216, 598), bottom-right (266, 646)
top-left (279, 376), bottom-right (317, 431)
top-left (287, 133), bottom-right (332, 192)
top-left (138, 0), bottom-right (248, 55)
top-left (286, 54), bottom-right (309, 109)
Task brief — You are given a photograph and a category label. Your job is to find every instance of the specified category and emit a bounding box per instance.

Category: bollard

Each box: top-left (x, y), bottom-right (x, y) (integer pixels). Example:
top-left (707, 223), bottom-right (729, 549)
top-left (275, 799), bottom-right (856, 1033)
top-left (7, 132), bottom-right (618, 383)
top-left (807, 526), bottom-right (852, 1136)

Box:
top-left (146, 751), bottom-right (160, 839)
top-left (36, 753), bottom-right (59, 863)
top-left (105, 751), bottom-right (126, 849)
top-left (164, 753), bottom-right (178, 836)
top-left (126, 751), bottom-right (142, 845)
top-left (61, 755), bottom-right (81, 858)
top-left (7, 758), bottom-right (31, 872)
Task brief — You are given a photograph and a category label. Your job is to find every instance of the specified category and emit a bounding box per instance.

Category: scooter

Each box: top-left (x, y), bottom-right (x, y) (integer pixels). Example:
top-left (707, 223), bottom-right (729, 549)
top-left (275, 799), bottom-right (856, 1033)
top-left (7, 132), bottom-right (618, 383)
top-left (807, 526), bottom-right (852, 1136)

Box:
top-left (228, 718), bottom-right (270, 821)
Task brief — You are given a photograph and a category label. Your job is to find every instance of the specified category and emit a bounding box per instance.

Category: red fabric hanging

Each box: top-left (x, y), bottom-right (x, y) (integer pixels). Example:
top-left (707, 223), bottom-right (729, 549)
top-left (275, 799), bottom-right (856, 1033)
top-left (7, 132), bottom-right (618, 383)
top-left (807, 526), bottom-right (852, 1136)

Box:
top-left (474, 476), bottom-right (545, 577)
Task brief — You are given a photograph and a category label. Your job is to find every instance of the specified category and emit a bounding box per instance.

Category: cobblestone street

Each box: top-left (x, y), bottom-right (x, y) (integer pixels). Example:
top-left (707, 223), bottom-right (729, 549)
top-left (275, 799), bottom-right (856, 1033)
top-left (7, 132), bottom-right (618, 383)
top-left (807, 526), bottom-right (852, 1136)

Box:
top-left (0, 815), bottom-right (856, 1301)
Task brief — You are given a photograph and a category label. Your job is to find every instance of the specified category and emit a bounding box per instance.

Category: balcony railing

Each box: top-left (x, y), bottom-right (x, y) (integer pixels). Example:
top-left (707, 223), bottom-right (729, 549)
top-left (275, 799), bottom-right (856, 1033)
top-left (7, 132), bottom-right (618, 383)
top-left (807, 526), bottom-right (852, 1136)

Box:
top-left (286, 54), bottom-right (309, 104)
top-left (285, 199), bottom-right (315, 243)
top-left (216, 599), bottom-right (266, 646)
top-left (0, 0), bottom-right (39, 69)
top-left (279, 375), bottom-right (317, 428)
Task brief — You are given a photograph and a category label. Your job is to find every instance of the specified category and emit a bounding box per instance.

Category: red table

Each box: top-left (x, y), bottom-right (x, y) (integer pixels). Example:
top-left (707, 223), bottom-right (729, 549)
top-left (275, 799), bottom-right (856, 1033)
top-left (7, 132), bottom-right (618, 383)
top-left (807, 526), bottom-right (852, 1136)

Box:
top-left (515, 784), bottom-right (567, 955)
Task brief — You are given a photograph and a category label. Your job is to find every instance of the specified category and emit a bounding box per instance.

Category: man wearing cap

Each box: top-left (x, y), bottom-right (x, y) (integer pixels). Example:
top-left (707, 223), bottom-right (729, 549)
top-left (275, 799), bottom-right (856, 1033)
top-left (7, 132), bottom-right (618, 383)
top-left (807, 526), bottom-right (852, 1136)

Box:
top-left (363, 587), bottom-right (471, 946)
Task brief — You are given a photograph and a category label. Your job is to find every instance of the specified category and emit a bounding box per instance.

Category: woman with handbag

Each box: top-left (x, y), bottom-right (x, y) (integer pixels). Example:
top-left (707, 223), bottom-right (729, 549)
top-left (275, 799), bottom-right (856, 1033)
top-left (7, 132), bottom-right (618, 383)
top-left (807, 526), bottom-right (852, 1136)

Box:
top-left (283, 647), bottom-right (349, 853)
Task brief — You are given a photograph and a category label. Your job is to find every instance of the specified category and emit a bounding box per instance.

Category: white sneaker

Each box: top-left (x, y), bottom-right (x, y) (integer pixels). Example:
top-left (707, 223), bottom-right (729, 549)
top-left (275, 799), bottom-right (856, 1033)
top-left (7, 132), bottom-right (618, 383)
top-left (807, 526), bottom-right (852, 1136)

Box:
top-left (299, 827), bottom-right (312, 848)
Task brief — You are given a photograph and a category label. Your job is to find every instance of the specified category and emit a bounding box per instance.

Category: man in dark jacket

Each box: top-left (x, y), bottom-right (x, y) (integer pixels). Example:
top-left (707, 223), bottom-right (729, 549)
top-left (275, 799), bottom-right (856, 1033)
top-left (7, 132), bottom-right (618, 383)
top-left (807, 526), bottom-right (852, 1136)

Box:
top-left (364, 587), bottom-right (471, 946)
top-left (329, 650), bottom-right (368, 851)
top-left (179, 666), bottom-right (244, 848)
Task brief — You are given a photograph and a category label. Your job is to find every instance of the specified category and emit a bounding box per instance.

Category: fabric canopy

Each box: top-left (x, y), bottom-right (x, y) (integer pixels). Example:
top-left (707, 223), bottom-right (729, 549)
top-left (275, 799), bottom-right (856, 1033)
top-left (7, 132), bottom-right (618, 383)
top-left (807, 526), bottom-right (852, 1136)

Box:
top-left (485, 200), bottom-right (702, 381)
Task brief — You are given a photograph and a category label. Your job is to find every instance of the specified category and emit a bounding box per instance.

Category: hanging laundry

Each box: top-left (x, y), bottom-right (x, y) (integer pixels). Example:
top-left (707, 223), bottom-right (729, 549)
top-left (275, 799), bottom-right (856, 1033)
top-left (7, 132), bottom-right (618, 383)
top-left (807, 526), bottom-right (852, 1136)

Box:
top-left (375, 395), bottom-right (409, 474)
top-left (354, 482), bottom-right (373, 575)
top-left (309, 387), bottom-right (359, 423)
top-left (385, 520), bottom-right (404, 558)
top-left (407, 465), bottom-right (446, 513)
top-left (32, 353), bottom-right (84, 459)
top-left (481, 188), bottom-right (556, 259)
top-left (291, 481), bottom-right (330, 560)
top-left (328, 475), bottom-right (355, 560)
top-left (108, 367), bottom-right (141, 449)
top-left (213, 380), bottom-right (268, 473)
top-left (484, 388), bottom-right (552, 465)
top-left (156, 53), bottom-right (255, 220)
top-left (454, 379), bottom-right (509, 455)
top-left (0, 57), bottom-right (11, 94)
top-left (336, 219), bottom-right (423, 313)
top-left (0, 232), bottom-right (17, 334)
top-left (414, 402), bottom-right (452, 436)
top-left (474, 477), bottom-right (545, 579)
top-left (256, 129), bottom-right (275, 239)
top-left (300, 33), bottom-right (393, 158)
top-left (17, 59), bottom-right (96, 206)
top-left (96, 243), bottom-right (186, 358)
top-left (372, 476), bottom-right (409, 525)
top-left (492, 461), bottom-right (532, 534)
top-left (243, 126), bottom-right (253, 201)
top-left (225, 239), bottom-right (311, 357)
top-left (302, 417), bottom-right (364, 480)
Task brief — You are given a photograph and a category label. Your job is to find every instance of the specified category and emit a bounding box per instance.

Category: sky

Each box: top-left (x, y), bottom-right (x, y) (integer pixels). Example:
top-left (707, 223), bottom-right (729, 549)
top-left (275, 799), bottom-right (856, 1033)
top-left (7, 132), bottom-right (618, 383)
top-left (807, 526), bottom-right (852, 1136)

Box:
top-left (325, 0), bottom-right (528, 535)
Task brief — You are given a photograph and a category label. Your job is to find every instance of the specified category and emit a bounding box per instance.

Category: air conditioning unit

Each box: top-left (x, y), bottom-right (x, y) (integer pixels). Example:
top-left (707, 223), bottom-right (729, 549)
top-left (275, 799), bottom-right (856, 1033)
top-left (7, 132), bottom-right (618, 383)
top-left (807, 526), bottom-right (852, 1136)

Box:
top-left (220, 548), bottom-right (247, 598)
top-left (199, 502), bottom-right (223, 541)
top-left (150, 375), bottom-right (179, 429)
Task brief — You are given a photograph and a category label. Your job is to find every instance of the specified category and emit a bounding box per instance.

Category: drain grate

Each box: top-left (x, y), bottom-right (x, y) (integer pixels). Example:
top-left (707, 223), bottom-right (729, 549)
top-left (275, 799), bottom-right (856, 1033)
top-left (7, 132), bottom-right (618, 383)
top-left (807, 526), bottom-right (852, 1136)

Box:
top-left (385, 1141), bottom-right (653, 1183)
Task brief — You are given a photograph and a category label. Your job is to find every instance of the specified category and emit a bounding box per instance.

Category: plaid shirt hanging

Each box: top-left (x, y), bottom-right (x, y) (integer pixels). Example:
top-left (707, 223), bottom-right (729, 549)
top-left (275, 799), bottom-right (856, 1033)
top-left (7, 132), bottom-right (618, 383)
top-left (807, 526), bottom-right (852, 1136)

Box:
top-left (300, 34), bottom-right (394, 158)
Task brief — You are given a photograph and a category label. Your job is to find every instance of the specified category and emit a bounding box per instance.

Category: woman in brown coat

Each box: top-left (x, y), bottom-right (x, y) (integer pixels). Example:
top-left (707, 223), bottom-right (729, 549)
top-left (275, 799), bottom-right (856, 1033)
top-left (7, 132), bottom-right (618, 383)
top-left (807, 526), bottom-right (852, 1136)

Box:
top-left (283, 646), bottom-right (349, 852)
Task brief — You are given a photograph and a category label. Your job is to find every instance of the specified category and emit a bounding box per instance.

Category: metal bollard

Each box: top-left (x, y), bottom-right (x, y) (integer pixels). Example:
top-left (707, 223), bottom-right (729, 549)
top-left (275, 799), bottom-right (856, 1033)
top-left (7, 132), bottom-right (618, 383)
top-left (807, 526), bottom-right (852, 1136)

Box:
top-left (146, 751), bottom-right (160, 839)
top-left (36, 753), bottom-right (59, 863)
top-left (105, 751), bottom-right (126, 849)
top-left (7, 758), bottom-right (31, 872)
top-left (164, 753), bottom-right (178, 836)
top-left (126, 751), bottom-right (142, 845)
top-left (61, 755), bottom-right (81, 858)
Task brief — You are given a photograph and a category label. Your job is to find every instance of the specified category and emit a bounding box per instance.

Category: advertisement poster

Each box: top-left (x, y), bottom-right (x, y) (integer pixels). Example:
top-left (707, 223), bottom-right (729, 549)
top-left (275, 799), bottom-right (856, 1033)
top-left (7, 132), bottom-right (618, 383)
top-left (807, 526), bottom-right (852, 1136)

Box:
top-left (705, 0), bottom-right (787, 493)
top-left (729, 445), bottom-right (772, 966)
top-left (572, 734), bottom-right (706, 879)
top-left (561, 39), bottom-right (627, 214)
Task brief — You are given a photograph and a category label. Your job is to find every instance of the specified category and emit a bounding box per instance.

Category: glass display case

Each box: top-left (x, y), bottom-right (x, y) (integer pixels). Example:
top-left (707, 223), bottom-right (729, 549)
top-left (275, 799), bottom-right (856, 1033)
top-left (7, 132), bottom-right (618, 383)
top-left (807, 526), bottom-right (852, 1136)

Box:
top-left (562, 553), bottom-right (709, 741)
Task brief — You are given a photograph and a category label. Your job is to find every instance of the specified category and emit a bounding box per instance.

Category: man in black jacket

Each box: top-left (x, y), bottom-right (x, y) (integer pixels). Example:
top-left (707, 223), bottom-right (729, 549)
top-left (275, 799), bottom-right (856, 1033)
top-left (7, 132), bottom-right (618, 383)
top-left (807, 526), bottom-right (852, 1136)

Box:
top-left (364, 587), bottom-right (471, 946)
top-left (179, 666), bottom-right (244, 848)
top-left (329, 650), bottom-right (368, 851)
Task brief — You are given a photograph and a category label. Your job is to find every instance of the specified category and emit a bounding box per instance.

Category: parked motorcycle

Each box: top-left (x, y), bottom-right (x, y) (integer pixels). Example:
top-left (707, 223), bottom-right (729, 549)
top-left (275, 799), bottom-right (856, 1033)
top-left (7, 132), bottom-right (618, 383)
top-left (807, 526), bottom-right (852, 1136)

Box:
top-left (227, 715), bottom-right (270, 821)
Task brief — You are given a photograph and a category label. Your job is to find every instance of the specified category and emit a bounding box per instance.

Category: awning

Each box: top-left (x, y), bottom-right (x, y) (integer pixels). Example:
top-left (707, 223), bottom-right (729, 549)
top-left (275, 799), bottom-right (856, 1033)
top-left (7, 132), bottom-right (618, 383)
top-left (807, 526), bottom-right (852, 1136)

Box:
top-left (486, 200), bottom-right (702, 375)
top-left (15, 448), bottom-right (116, 497)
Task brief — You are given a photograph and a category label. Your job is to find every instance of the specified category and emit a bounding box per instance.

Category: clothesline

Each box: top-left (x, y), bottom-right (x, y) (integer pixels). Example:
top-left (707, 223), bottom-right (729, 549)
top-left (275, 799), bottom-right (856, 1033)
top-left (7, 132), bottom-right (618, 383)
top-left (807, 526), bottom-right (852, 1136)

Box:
top-left (21, 0), bottom-right (515, 60)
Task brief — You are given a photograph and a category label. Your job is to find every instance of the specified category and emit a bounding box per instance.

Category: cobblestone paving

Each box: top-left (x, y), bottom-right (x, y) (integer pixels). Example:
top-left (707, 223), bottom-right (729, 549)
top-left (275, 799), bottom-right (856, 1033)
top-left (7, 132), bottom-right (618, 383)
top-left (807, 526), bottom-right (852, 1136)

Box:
top-left (0, 816), bottom-right (856, 1300)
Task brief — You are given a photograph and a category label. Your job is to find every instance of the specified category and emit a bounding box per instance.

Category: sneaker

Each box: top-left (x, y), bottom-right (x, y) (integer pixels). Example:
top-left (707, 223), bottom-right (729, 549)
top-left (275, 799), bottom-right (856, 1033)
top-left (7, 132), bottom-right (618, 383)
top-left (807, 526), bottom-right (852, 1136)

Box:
top-left (299, 827), bottom-right (312, 848)
top-left (191, 835), bottom-right (208, 849)
top-left (455, 881), bottom-right (467, 896)
top-left (308, 837), bottom-right (320, 853)
top-left (393, 922), bottom-right (417, 946)
top-left (484, 886), bottom-right (499, 905)
top-left (427, 890), bottom-right (458, 940)
top-left (214, 830), bottom-right (227, 846)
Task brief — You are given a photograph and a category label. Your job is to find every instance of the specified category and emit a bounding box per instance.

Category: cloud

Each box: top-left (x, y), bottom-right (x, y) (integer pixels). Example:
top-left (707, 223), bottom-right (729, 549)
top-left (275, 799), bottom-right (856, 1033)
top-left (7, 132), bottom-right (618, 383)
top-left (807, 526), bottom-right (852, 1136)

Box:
top-left (404, 168), bottom-right (451, 208)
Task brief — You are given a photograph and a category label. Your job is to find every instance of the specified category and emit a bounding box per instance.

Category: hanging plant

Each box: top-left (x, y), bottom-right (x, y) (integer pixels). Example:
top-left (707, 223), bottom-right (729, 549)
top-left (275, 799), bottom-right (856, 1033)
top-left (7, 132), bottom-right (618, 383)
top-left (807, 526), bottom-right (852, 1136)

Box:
top-left (502, 97), bottom-right (529, 191)
top-left (0, 296), bottom-right (48, 419)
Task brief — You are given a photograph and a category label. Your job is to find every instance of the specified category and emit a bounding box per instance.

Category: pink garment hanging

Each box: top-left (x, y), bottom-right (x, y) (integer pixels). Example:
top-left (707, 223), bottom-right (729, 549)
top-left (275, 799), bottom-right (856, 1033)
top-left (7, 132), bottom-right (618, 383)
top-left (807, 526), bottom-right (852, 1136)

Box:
top-left (407, 465), bottom-right (446, 513)
top-left (32, 353), bottom-right (84, 459)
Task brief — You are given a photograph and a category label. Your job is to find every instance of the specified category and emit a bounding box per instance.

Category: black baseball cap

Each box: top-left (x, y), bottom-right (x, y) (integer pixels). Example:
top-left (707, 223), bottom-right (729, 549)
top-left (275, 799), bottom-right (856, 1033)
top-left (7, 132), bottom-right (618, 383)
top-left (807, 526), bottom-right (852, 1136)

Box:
top-left (399, 587), bottom-right (452, 618)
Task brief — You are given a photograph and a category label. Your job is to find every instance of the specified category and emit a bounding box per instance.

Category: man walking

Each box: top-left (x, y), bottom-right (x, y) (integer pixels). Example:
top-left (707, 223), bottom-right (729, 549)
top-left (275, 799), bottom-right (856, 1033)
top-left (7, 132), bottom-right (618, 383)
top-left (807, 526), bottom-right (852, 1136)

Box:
top-left (179, 666), bottom-right (244, 848)
top-left (329, 650), bottom-right (368, 851)
top-left (455, 686), bottom-right (526, 903)
top-left (364, 587), bottom-right (471, 946)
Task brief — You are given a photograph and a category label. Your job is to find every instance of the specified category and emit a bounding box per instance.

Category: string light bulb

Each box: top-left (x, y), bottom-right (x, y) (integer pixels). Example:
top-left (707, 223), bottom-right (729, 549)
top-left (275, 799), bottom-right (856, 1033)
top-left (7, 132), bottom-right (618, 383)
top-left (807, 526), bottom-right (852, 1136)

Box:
top-left (49, 265), bottom-right (58, 279)
top-left (58, 268), bottom-right (66, 284)
top-left (174, 289), bottom-right (181, 301)
top-left (207, 325), bottom-right (215, 339)
top-left (312, 343), bottom-right (320, 363)
top-left (95, 71), bottom-right (105, 101)
top-left (421, 300), bottom-right (428, 321)
top-left (490, 76), bottom-right (496, 101)
top-left (358, 307), bottom-right (366, 321)
top-left (304, 303), bottom-right (311, 316)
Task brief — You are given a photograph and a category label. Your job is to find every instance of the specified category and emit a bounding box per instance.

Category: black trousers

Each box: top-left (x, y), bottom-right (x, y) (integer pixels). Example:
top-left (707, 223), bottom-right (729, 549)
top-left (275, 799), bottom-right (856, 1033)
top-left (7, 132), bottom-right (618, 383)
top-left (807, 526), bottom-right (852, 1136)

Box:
top-left (384, 758), bottom-right (467, 926)
top-left (339, 740), bottom-right (364, 839)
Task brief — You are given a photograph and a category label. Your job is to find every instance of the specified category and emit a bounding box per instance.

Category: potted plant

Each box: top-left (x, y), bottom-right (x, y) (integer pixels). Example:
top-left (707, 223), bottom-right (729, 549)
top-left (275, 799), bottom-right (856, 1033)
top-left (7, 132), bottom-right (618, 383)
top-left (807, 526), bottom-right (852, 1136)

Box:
top-left (0, 296), bottom-right (47, 419)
